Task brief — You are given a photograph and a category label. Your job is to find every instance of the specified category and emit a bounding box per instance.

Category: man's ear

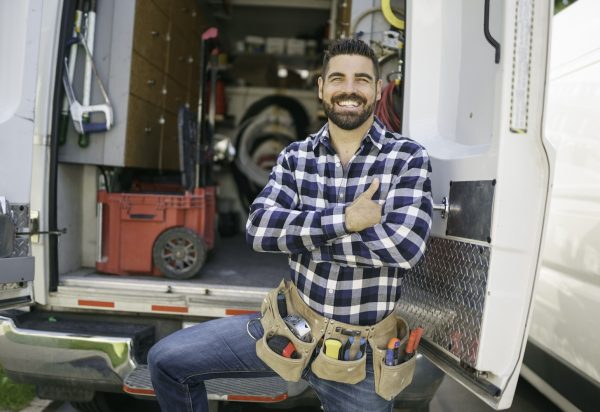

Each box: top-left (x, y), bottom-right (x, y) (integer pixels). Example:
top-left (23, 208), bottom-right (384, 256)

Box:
top-left (318, 76), bottom-right (323, 100)
top-left (376, 79), bottom-right (383, 102)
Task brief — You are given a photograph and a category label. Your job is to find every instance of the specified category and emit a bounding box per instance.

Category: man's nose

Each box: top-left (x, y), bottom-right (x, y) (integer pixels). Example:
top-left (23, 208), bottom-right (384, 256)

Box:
top-left (341, 79), bottom-right (357, 93)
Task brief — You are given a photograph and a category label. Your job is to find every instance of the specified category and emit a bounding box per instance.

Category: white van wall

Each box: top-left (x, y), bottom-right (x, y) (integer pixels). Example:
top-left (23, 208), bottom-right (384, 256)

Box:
top-left (403, 0), bottom-right (499, 147)
top-left (403, 0), bottom-right (502, 218)
top-left (0, 1), bottom-right (38, 203)
top-left (530, 0), bottom-right (600, 389)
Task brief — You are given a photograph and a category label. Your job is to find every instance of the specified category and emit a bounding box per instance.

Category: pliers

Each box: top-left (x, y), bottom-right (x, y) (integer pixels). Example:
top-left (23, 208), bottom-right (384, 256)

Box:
top-left (343, 336), bottom-right (367, 361)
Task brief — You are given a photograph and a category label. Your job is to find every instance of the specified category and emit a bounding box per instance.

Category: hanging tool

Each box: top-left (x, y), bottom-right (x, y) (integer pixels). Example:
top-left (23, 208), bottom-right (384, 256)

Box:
top-left (196, 27), bottom-right (219, 188)
top-left (62, 32), bottom-right (113, 135)
top-left (79, 0), bottom-right (98, 147)
top-left (59, 0), bottom-right (84, 145)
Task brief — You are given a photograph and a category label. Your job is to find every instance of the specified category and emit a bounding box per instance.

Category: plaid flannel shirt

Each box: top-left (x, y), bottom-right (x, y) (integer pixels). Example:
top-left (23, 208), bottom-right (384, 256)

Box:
top-left (246, 117), bottom-right (432, 325)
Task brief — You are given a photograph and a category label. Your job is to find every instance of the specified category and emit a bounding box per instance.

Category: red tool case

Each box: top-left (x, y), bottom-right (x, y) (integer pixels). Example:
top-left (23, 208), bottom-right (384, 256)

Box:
top-left (96, 187), bottom-right (216, 279)
top-left (95, 28), bottom-right (220, 280)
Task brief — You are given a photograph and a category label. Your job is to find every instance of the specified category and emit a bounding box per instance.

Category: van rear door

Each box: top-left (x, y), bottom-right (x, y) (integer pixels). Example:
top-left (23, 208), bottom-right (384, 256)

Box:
top-left (397, 0), bottom-right (552, 409)
top-left (0, 0), bottom-right (58, 309)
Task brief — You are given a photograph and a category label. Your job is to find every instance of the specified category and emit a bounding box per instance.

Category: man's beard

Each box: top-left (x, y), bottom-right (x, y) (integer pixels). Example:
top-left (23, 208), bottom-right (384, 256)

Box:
top-left (322, 93), bottom-right (375, 130)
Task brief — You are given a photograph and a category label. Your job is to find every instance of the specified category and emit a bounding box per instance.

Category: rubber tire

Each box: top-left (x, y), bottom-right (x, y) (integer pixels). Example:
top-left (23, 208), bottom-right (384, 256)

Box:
top-left (152, 227), bottom-right (206, 279)
top-left (70, 392), bottom-right (160, 412)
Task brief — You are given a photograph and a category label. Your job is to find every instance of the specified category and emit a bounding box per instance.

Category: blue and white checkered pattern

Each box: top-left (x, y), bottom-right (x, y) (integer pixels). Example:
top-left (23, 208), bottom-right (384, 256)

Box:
top-left (246, 117), bottom-right (433, 325)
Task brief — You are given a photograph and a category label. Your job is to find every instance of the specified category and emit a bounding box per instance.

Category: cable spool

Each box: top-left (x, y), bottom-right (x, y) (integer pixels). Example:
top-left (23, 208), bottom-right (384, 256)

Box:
top-left (232, 95), bottom-right (309, 206)
top-left (235, 113), bottom-right (296, 188)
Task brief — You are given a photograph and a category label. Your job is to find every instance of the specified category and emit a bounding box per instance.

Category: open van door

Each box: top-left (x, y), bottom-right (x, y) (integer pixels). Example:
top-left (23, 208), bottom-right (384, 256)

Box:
top-left (396, 0), bottom-right (552, 409)
top-left (0, 0), bottom-right (59, 309)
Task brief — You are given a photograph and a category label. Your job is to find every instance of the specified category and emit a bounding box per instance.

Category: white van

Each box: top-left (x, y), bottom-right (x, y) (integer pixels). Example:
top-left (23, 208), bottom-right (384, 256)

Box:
top-left (522, 0), bottom-right (600, 410)
top-left (0, 0), bottom-right (552, 410)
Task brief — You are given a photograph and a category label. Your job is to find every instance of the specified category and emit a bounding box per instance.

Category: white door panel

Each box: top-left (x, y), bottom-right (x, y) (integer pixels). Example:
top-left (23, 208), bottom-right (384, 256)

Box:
top-left (0, 0), bottom-right (50, 309)
top-left (0, 0), bottom-right (41, 203)
top-left (398, 0), bottom-right (552, 409)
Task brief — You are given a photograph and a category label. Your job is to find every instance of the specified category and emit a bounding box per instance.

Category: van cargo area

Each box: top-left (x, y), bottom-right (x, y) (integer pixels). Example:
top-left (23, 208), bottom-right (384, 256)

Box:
top-left (0, 0), bottom-right (556, 410)
top-left (53, 0), bottom-right (328, 314)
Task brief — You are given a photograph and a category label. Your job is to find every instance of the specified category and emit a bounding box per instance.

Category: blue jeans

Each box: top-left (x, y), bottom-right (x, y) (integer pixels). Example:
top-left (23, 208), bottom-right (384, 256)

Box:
top-left (148, 313), bottom-right (394, 412)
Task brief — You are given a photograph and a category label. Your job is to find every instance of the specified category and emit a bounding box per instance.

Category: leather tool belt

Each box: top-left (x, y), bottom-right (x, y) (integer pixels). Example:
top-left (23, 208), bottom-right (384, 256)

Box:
top-left (255, 280), bottom-right (417, 400)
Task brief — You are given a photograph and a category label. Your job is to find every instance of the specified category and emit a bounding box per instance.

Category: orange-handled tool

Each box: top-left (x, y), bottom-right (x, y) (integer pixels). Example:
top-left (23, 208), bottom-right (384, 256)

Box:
top-left (385, 337), bottom-right (401, 366)
top-left (405, 327), bottom-right (425, 361)
top-left (413, 327), bottom-right (424, 351)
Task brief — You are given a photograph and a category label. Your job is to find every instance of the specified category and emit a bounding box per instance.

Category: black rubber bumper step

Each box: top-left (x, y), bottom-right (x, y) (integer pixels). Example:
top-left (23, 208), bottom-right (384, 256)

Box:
top-left (124, 365), bottom-right (288, 403)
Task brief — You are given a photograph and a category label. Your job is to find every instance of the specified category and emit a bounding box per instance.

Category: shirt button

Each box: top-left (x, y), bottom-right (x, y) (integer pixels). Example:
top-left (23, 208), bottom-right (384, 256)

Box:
top-left (335, 162), bottom-right (341, 168)
top-left (328, 289), bottom-right (334, 294)
top-left (339, 193), bottom-right (343, 198)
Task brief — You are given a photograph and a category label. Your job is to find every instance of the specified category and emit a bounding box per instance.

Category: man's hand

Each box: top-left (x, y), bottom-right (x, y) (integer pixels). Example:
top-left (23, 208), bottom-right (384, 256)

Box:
top-left (345, 178), bottom-right (382, 232)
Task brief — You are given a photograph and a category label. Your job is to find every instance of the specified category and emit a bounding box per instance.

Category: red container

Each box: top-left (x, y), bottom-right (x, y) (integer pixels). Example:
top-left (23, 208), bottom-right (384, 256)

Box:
top-left (96, 187), bottom-right (216, 278)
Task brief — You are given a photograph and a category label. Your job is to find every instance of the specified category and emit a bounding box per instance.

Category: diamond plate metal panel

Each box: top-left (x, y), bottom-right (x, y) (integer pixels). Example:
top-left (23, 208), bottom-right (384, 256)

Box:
top-left (13, 238), bottom-right (29, 257)
top-left (125, 365), bottom-right (288, 398)
top-left (207, 376), bottom-right (287, 397)
top-left (11, 204), bottom-right (29, 229)
top-left (398, 237), bottom-right (489, 368)
top-left (10, 204), bottom-right (29, 257)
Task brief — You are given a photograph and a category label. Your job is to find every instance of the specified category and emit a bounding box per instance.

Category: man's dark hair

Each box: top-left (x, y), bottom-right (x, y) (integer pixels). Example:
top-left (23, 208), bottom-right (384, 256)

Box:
top-left (322, 38), bottom-right (380, 79)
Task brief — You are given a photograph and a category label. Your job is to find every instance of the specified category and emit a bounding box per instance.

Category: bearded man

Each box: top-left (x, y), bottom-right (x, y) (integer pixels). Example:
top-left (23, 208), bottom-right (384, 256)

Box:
top-left (149, 38), bottom-right (433, 412)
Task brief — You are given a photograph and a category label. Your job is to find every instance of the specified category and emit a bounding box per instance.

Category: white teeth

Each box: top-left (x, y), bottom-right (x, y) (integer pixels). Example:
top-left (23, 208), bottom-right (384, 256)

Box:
top-left (338, 100), bottom-right (360, 107)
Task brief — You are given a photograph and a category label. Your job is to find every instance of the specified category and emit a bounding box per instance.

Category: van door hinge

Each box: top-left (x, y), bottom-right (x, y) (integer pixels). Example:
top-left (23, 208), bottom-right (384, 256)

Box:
top-left (432, 197), bottom-right (449, 219)
top-left (16, 211), bottom-right (67, 243)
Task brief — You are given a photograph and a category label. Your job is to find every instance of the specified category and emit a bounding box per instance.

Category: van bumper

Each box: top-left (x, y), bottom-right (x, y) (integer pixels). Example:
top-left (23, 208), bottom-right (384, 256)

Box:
top-left (0, 313), bottom-right (135, 395)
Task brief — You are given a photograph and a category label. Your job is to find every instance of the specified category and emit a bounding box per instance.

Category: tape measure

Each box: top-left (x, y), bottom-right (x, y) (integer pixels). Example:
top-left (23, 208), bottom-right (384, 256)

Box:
top-left (324, 338), bottom-right (342, 359)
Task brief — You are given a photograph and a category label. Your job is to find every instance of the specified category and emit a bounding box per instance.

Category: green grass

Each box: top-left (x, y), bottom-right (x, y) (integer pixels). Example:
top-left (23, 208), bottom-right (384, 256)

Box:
top-left (555, 0), bottom-right (578, 14)
top-left (0, 366), bottom-right (35, 412)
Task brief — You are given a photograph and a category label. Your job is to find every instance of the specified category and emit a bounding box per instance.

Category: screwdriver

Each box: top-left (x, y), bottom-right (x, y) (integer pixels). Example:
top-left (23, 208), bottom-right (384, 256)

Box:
top-left (385, 338), bottom-right (400, 366)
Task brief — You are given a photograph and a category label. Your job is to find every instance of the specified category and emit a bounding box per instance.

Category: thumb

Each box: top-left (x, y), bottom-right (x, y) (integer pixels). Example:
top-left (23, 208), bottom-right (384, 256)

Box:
top-left (362, 178), bottom-right (380, 199)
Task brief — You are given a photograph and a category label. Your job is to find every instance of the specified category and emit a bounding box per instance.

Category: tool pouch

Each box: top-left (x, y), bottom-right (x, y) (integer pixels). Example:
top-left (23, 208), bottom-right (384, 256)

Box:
top-left (368, 315), bottom-right (416, 401)
top-left (257, 279), bottom-right (417, 398)
top-left (256, 280), bottom-right (321, 382)
top-left (310, 325), bottom-right (367, 384)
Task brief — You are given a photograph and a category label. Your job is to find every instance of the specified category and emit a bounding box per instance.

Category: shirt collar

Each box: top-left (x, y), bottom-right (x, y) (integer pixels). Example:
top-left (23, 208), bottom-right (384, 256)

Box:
top-left (313, 116), bottom-right (386, 152)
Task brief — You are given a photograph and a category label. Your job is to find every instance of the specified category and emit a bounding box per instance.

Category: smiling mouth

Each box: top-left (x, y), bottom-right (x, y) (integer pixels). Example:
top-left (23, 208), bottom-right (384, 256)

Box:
top-left (334, 98), bottom-right (365, 111)
top-left (332, 94), bottom-right (366, 110)
top-left (336, 100), bottom-right (361, 108)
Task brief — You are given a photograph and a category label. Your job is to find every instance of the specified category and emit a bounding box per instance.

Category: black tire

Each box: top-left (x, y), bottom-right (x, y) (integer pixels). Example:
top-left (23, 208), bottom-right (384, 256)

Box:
top-left (71, 392), bottom-right (160, 412)
top-left (152, 227), bottom-right (206, 279)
